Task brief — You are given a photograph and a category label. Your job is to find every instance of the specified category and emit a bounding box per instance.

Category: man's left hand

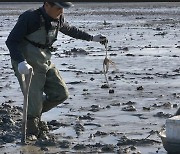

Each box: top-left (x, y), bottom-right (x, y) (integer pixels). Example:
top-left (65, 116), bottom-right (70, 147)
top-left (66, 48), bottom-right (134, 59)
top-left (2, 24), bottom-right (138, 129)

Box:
top-left (92, 34), bottom-right (108, 45)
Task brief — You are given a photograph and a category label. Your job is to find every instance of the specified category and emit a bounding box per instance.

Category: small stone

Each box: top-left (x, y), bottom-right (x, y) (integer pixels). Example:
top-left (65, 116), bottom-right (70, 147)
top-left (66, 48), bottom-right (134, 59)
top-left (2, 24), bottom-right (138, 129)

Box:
top-left (137, 86), bottom-right (144, 90)
top-left (106, 105), bottom-right (111, 108)
top-left (173, 104), bottom-right (178, 108)
top-left (123, 101), bottom-right (136, 105)
top-left (109, 89), bottom-right (114, 93)
top-left (163, 102), bottom-right (172, 108)
top-left (122, 105), bottom-right (136, 111)
top-left (101, 84), bottom-right (109, 88)
top-left (90, 77), bottom-right (94, 81)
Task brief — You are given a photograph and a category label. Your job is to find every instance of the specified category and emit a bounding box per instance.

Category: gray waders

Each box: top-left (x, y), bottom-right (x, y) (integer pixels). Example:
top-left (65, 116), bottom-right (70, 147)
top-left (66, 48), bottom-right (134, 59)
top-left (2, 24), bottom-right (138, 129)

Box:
top-left (11, 14), bottom-right (69, 136)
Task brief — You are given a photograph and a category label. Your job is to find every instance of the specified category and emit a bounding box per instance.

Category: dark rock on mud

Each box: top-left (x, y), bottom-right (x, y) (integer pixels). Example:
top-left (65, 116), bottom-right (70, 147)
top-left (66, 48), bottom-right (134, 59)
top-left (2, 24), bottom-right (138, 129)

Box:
top-left (137, 86), bottom-right (144, 90)
top-left (78, 115), bottom-right (94, 120)
top-left (48, 120), bottom-right (70, 128)
top-left (125, 53), bottom-right (135, 56)
top-left (152, 102), bottom-right (172, 108)
top-left (84, 123), bottom-right (101, 127)
top-left (109, 89), bottom-right (115, 93)
top-left (40, 147), bottom-right (49, 151)
top-left (143, 106), bottom-right (151, 111)
top-left (162, 102), bottom-right (172, 108)
top-left (153, 112), bottom-right (172, 118)
top-left (94, 131), bottom-right (108, 136)
top-left (123, 101), bottom-right (136, 105)
top-left (106, 105), bottom-right (111, 108)
top-left (110, 102), bottom-right (121, 106)
top-left (5, 99), bottom-right (15, 104)
top-left (101, 84), bottom-right (109, 89)
top-left (172, 92), bottom-right (180, 98)
top-left (119, 47), bottom-right (129, 51)
top-left (89, 104), bottom-right (101, 112)
top-left (122, 105), bottom-right (137, 111)
top-left (173, 104), bottom-right (178, 108)
top-left (90, 77), bottom-right (95, 81)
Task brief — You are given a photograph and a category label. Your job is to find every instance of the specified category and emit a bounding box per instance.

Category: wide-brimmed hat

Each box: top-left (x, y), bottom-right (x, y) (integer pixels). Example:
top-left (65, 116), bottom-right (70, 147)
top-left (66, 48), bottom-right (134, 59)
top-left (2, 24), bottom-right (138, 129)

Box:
top-left (54, 2), bottom-right (73, 9)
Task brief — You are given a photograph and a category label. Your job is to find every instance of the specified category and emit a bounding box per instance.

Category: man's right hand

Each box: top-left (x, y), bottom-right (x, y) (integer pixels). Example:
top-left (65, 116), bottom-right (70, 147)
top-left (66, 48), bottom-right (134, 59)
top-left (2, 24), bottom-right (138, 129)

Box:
top-left (18, 61), bottom-right (32, 75)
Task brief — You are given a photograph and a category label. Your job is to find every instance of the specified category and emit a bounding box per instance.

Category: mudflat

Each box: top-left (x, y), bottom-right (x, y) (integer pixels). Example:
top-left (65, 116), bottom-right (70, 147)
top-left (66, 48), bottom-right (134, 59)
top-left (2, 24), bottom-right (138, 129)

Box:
top-left (1, 2), bottom-right (180, 154)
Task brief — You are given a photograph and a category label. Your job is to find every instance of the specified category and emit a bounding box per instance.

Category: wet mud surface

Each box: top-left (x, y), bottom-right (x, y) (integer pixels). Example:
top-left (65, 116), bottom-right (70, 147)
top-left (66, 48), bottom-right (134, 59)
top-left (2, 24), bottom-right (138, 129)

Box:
top-left (1, 2), bottom-right (180, 154)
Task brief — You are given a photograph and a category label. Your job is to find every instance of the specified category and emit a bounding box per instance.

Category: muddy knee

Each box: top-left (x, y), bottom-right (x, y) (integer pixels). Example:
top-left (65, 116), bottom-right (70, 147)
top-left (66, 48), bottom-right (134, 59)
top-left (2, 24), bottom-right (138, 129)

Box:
top-left (52, 89), bottom-right (69, 102)
top-left (42, 91), bottom-right (69, 113)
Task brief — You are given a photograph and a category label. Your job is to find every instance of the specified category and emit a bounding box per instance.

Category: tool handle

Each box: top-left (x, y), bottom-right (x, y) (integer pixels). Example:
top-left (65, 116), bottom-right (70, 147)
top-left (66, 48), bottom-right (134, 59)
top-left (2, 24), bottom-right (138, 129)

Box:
top-left (21, 68), bottom-right (33, 144)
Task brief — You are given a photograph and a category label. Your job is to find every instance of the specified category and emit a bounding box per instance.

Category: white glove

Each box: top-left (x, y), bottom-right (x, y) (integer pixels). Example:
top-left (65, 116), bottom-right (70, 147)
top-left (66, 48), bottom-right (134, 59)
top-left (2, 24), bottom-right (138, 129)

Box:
top-left (92, 34), bottom-right (108, 45)
top-left (18, 61), bottom-right (32, 75)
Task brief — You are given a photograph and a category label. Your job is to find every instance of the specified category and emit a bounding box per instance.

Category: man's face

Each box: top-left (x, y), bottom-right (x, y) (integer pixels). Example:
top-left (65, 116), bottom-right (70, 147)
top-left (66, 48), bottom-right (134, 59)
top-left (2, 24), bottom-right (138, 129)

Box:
top-left (45, 2), bottom-right (64, 19)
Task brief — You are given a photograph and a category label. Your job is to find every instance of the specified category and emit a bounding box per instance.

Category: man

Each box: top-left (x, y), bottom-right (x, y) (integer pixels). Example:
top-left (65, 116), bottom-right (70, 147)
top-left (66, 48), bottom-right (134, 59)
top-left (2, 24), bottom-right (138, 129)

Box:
top-left (6, 2), bottom-right (108, 139)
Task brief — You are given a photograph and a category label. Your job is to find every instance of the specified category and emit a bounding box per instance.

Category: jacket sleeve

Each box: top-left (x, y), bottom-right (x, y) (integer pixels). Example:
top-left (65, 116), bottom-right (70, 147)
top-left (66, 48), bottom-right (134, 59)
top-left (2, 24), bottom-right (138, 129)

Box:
top-left (6, 12), bottom-right (30, 63)
top-left (59, 15), bottom-right (93, 41)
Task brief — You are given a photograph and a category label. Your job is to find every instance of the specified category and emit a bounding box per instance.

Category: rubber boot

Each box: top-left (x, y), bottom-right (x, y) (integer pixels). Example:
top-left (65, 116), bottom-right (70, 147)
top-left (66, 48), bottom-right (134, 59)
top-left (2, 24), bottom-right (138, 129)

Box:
top-left (27, 117), bottom-right (40, 140)
top-left (38, 121), bottom-right (49, 140)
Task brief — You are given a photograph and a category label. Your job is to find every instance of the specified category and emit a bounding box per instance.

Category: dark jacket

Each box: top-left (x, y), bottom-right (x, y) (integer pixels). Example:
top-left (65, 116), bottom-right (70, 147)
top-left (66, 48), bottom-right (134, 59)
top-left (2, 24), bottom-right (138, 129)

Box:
top-left (6, 7), bottom-right (93, 63)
